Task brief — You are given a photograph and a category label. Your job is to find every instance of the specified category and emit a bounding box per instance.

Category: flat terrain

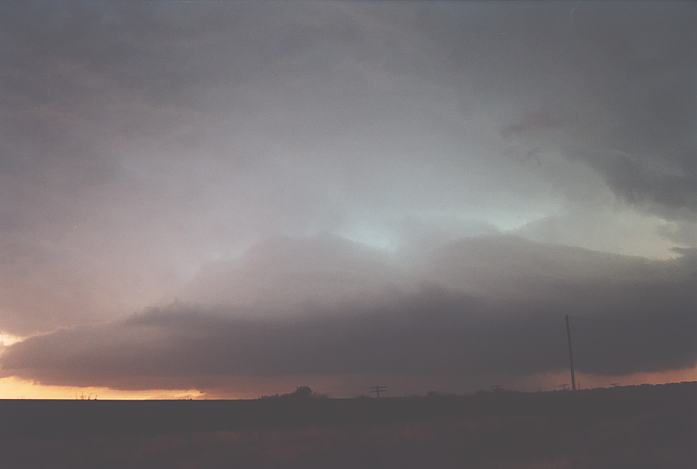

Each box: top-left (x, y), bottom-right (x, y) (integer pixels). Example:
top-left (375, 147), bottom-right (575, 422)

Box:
top-left (1, 382), bottom-right (695, 468)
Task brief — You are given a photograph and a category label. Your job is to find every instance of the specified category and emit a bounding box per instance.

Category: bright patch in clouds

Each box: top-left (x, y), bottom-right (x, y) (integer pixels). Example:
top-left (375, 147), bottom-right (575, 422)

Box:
top-left (0, 332), bottom-right (22, 347)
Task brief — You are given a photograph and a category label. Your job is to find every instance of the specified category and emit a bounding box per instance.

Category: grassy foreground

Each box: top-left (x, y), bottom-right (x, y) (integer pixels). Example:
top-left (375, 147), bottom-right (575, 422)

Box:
top-left (0, 382), bottom-right (695, 468)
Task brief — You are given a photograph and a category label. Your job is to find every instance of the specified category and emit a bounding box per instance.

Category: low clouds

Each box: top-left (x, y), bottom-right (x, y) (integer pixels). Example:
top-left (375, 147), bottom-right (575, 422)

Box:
top-left (3, 235), bottom-right (695, 394)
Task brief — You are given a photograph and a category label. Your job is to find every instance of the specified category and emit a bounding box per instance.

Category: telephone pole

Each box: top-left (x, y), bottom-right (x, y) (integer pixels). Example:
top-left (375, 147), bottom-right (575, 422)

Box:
top-left (369, 385), bottom-right (387, 398)
top-left (565, 314), bottom-right (577, 391)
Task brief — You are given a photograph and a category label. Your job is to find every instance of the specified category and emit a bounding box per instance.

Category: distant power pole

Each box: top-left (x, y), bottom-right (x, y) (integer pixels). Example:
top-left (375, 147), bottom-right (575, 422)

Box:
top-left (369, 385), bottom-right (387, 398)
top-left (565, 314), bottom-right (577, 391)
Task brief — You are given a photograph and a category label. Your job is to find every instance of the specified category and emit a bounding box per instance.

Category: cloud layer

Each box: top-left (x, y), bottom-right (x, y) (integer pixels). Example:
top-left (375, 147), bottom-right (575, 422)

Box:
top-left (0, 2), bottom-right (695, 394)
top-left (3, 236), bottom-right (695, 394)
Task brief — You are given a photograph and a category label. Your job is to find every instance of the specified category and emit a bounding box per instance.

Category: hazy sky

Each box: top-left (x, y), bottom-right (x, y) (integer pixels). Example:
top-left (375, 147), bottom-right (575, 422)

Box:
top-left (0, 1), bottom-right (695, 398)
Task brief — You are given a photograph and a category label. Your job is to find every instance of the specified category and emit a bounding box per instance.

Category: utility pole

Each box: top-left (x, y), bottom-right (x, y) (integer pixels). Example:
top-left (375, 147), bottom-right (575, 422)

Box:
top-left (369, 385), bottom-right (387, 398)
top-left (565, 314), bottom-right (577, 391)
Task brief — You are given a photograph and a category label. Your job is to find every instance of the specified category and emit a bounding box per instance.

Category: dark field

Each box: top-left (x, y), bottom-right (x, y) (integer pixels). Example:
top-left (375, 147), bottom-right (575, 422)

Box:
top-left (1, 382), bottom-right (695, 469)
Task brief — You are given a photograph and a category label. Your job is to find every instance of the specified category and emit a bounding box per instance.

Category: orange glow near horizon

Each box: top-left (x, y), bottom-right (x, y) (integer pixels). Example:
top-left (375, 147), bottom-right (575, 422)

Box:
top-left (0, 377), bottom-right (205, 400)
top-left (1, 367), bottom-right (695, 400)
top-left (0, 332), bottom-right (206, 400)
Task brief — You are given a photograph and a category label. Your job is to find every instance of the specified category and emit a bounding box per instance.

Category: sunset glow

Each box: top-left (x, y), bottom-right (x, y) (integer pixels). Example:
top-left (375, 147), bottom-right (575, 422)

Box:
top-left (0, 377), bottom-right (203, 400)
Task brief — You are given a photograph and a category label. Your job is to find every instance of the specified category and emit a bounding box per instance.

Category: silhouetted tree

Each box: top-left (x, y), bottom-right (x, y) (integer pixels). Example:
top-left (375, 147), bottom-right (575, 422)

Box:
top-left (290, 386), bottom-right (313, 398)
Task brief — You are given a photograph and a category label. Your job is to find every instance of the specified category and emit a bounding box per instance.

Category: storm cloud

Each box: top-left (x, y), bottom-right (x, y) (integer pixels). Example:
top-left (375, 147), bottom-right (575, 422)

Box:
top-left (2, 236), bottom-right (695, 394)
top-left (0, 1), bottom-right (695, 395)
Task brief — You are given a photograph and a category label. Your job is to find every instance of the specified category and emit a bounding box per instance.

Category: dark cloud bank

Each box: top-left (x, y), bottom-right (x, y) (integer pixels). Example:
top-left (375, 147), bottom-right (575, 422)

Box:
top-left (3, 236), bottom-right (695, 394)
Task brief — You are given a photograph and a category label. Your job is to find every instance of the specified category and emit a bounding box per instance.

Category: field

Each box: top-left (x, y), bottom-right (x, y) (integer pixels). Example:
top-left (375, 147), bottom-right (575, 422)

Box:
top-left (1, 382), bottom-right (695, 468)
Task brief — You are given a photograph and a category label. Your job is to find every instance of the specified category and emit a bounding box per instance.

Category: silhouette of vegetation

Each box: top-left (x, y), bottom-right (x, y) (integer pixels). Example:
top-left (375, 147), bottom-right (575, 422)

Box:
top-left (0, 382), bottom-right (694, 468)
top-left (260, 385), bottom-right (327, 400)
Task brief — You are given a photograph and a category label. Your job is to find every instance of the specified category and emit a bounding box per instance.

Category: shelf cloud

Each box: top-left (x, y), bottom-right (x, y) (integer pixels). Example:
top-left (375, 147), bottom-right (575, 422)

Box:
top-left (3, 236), bottom-right (695, 393)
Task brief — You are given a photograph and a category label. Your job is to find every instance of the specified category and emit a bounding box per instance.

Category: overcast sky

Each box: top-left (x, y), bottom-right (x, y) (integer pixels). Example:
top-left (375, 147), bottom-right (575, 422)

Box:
top-left (0, 1), bottom-right (695, 398)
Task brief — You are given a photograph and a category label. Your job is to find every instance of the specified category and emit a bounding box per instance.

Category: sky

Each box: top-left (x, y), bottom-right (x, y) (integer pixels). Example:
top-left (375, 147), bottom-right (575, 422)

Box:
top-left (0, 1), bottom-right (695, 399)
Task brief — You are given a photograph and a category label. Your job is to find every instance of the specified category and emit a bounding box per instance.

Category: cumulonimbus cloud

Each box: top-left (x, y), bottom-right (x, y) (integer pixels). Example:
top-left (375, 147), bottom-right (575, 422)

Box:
top-left (1, 1), bottom-right (695, 339)
top-left (2, 236), bottom-right (695, 394)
